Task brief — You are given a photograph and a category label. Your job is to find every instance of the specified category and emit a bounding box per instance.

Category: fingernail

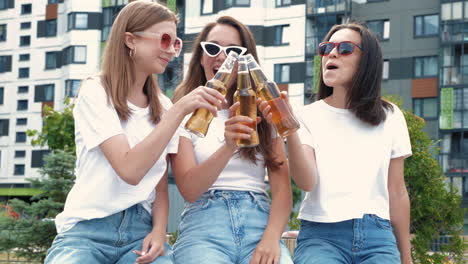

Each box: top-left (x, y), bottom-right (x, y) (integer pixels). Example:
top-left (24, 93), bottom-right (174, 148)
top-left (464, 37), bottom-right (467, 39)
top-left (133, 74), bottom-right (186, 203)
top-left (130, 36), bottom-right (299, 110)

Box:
top-left (142, 252), bottom-right (146, 255)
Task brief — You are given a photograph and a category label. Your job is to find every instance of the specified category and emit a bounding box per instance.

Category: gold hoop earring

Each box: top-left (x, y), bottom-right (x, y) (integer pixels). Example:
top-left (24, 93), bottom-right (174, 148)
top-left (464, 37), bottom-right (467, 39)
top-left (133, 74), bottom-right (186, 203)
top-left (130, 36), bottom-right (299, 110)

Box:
top-left (129, 47), bottom-right (136, 58)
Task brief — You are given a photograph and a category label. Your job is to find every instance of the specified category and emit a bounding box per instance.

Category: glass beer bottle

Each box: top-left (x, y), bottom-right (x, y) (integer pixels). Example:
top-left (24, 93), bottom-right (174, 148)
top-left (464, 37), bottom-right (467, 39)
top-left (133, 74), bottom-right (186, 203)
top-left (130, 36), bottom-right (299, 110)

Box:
top-left (245, 54), bottom-right (300, 137)
top-left (185, 51), bottom-right (239, 137)
top-left (234, 56), bottom-right (259, 147)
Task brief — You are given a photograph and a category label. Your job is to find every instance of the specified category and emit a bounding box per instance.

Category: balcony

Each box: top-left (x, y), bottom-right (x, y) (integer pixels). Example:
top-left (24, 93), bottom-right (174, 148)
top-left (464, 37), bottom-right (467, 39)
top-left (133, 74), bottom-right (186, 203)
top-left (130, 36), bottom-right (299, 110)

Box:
top-left (306, 0), bottom-right (348, 16)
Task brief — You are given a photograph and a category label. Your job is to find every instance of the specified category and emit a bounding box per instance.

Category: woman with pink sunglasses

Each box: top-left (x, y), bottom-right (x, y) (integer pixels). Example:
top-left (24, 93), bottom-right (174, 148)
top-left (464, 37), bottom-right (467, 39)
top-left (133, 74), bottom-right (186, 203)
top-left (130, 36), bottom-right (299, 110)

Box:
top-left (170, 16), bottom-right (293, 264)
top-left (259, 23), bottom-right (413, 264)
top-left (45, 2), bottom-right (225, 264)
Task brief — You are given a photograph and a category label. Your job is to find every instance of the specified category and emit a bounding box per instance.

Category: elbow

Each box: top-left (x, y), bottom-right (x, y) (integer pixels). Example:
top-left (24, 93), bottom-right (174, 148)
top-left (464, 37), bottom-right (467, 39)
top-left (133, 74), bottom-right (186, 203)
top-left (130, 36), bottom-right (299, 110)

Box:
top-left (298, 181), bottom-right (315, 192)
top-left (118, 171), bottom-right (142, 186)
top-left (183, 193), bottom-right (199, 203)
top-left (177, 186), bottom-right (199, 203)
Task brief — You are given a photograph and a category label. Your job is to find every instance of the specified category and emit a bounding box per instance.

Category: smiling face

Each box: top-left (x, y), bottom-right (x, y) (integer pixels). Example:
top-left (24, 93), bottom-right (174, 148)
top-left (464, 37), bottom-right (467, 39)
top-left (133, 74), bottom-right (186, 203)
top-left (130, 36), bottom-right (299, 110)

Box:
top-left (321, 28), bottom-right (362, 90)
top-left (201, 24), bottom-right (242, 82)
top-left (132, 20), bottom-right (177, 75)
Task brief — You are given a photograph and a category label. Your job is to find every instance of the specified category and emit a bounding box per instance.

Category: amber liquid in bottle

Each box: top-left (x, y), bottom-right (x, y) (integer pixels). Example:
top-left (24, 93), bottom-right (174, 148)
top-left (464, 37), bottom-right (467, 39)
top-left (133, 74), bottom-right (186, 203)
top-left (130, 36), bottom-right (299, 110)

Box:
top-left (234, 64), bottom-right (259, 147)
top-left (248, 60), bottom-right (300, 137)
top-left (185, 52), bottom-right (238, 137)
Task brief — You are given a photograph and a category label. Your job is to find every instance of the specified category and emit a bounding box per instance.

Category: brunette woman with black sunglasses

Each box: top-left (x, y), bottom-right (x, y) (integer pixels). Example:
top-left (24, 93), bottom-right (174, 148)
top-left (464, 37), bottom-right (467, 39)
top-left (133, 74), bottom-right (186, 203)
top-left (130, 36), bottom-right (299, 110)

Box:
top-left (259, 23), bottom-right (413, 264)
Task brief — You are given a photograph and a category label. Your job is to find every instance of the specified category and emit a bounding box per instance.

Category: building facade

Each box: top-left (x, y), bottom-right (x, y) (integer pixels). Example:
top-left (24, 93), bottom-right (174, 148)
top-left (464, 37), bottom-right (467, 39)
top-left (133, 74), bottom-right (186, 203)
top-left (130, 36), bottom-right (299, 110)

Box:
top-left (1, 0), bottom-right (467, 231)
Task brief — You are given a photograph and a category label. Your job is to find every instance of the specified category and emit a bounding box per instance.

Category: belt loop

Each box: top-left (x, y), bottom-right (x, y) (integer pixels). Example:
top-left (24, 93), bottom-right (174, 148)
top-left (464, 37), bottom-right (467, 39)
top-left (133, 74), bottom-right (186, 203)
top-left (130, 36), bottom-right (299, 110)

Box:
top-left (249, 191), bottom-right (259, 203)
top-left (209, 189), bottom-right (216, 198)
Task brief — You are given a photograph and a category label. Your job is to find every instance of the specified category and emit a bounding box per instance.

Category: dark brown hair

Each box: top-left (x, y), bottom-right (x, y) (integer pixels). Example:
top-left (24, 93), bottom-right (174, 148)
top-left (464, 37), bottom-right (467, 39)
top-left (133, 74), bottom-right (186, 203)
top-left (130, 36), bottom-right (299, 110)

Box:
top-left (100, 1), bottom-right (178, 124)
top-left (173, 16), bottom-right (281, 170)
top-left (317, 22), bottom-right (393, 126)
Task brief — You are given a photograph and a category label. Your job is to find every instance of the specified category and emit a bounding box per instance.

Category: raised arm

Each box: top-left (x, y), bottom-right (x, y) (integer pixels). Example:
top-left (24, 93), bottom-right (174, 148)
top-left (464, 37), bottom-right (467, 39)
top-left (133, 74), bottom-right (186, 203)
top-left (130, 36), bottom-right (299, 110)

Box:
top-left (170, 102), bottom-right (254, 202)
top-left (100, 86), bottom-right (225, 185)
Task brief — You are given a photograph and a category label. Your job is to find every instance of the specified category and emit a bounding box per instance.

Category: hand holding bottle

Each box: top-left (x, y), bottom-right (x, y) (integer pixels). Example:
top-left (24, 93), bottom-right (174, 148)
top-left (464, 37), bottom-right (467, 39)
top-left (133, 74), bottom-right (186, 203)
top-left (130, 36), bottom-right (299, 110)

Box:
top-left (175, 85), bottom-right (227, 117)
top-left (224, 102), bottom-right (256, 150)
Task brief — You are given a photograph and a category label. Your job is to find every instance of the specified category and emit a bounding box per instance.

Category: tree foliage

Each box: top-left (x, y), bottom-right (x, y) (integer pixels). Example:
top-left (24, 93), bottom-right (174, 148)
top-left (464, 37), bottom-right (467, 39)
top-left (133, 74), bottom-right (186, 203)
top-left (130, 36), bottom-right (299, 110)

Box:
top-left (402, 106), bottom-right (466, 263)
top-left (0, 102), bottom-right (76, 262)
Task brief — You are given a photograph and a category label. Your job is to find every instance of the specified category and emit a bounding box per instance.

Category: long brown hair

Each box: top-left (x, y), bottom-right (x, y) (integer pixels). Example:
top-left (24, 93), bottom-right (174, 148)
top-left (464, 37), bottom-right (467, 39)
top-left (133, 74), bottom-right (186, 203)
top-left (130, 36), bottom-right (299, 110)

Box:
top-left (317, 22), bottom-right (393, 126)
top-left (173, 16), bottom-right (281, 170)
top-left (100, 1), bottom-right (178, 124)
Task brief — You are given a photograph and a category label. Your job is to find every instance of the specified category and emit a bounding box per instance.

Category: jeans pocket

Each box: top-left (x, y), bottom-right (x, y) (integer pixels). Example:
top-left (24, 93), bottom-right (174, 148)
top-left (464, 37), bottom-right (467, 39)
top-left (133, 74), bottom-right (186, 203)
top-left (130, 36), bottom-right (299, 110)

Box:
top-left (180, 197), bottom-right (211, 220)
top-left (137, 206), bottom-right (153, 226)
top-left (372, 215), bottom-right (393, 230)
top-left (254, 195), bottom-right (271, 213)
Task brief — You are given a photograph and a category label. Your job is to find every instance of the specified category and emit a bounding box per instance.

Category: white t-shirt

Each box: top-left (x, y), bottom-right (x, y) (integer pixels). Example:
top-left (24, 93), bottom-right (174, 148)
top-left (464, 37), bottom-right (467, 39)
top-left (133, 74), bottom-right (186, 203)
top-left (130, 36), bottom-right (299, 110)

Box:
top-left (55, 76), bottom-right (180, 234)
top-left (297, 100), bottom-right (412, 223)
top-left (181, 109), bottom-right (269, 194)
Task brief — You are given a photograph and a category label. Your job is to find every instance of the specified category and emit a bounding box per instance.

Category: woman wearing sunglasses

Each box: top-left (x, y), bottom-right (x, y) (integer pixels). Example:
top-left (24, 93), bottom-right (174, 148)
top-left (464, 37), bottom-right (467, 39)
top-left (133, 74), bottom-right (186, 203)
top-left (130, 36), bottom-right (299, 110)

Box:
top-left (45, 2), bottom-right (226, 264)
top-left (171, 16), bottom-right (293, 264)
top-left (259, 23), bottom-right (413, 264)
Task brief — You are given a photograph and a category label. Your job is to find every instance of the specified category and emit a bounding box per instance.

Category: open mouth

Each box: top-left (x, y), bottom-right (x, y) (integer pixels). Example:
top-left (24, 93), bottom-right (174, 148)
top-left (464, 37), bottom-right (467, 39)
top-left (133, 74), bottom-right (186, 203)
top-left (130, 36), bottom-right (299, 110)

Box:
top-left (326, 64), bottom-right (338, 70)
top-left (212, 67), bottom-right (219, 76)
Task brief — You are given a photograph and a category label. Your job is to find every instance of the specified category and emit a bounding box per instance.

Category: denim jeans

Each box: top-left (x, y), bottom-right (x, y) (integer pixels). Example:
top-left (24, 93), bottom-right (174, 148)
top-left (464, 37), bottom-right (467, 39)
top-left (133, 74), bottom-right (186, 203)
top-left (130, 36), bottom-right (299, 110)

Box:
top-left (45, 204), bottom-right (173, 264)
top-left (173, 190), bottom-right (293, 264)
top-left (294, 214), bottom-right (400, 264)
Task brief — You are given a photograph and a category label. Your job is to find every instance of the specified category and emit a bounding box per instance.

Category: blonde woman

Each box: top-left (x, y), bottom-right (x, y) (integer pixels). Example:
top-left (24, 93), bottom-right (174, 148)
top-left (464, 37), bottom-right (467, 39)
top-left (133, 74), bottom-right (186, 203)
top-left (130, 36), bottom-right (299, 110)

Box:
top-left (44, 1), bottom-right (225, 264)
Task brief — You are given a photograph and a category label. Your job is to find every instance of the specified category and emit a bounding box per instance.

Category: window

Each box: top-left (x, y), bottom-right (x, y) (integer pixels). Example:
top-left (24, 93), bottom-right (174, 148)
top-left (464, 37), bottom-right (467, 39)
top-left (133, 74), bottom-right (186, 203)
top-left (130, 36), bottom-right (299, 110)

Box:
top-left (0, 55), bottom-right (12, 73)
top-left (46, 19), bottom-right (57, 37)
top-left (20, 22), bottom-right (31, 29)
top-left (16, 132), bottom-right (26, 143)
top-left (0, 0), bottom-right (6, 10)
top-left (226, 0), bottom-right (250, 7)
top-left (20, 35), bottom-right (30, 46)
top-left (14, 164), bottom-right (25, 175)
top-left (63, 46), bottom-right (87, 64)
top-left (201, 0), bottom-right (213, 15)
top-left (383, 60), bottom-right (389, 80)
top-left (21, 4), bottom-right (32, 15)
top-left (274, 64), bottom-right (290, 83)
top-left (31, 150), bottom-right (50, 168)
top-left (414, 15), bottom-right (438, 37)
top-left (35, 84), bottom-right (54, 102)
top-left (442, 2), bottom-right (464, 21)
top-left (274, 25), bottom-right (289, 45)
top-left (17, 86), bottom-right (28, 93)
top-left (414, 56), bottom-right (438, 78)
top-left (19, 54), bottom-right (30, 61)
top-left (18, 67), bottom-right (29, 78)
top-left (413, 98), bottom-right (438, 119)
top-left (0, 87), bottom-right (3, 104)
top-left (276, 0), bottom-right (291, 7)
top-left (45, 52), bottom-right (57, 69)
top-left (0, 119), bottom-right (9, 136)
top-left (16, 118), bottom-right (27, 125)
top-left (15, 151), bottom-right (26, 158)
top-left (0, 24), bottom-right (6, 41)
top-left (367, 20), bottom-right (390, 40)
top-left (102, 7), bottom-right (124, 41)
top-left (65, 79), bottom-right (81, 97)
top-left (68, 13), bottom-right (88, 30)
top-left (17, 100), bottom-right (28, 111)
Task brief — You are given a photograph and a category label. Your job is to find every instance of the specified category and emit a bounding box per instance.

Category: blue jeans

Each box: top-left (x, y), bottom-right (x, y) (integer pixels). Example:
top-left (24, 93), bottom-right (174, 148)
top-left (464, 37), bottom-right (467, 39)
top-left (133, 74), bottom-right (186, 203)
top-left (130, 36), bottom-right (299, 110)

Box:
top-left (45, 204), bottom-right (173, 264)
top-left (173, 190), bottom-right (293, 264)
top-left (294, 214), bottom-right (400, 264)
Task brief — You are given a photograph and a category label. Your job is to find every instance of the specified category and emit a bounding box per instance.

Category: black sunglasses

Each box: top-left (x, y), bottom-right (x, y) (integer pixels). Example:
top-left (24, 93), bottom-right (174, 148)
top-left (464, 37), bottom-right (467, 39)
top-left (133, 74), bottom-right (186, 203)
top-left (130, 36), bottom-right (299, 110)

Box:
top-left (318, 41), bottom-right (363, 56)
top-left (200, 41), bottom-right (247, 57)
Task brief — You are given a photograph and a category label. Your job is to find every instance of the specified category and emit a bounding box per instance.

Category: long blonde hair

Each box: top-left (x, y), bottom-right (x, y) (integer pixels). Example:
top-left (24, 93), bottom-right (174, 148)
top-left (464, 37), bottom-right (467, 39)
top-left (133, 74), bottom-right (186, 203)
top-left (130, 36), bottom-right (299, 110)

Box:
top-left (101, 1), bottom-right (178, 124)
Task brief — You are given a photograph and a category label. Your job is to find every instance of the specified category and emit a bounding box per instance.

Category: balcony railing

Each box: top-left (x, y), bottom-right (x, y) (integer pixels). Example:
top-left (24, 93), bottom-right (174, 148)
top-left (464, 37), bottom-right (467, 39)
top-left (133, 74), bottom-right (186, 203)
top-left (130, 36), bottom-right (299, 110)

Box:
top-left (306, 0), bottom-right (348, 15)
